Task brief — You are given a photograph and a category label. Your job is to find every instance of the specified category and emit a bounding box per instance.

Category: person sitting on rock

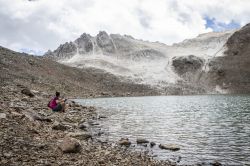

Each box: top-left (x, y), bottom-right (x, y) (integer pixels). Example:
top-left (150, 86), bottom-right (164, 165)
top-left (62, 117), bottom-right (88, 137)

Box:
top-left (48, 92), bottom-right (67, 112)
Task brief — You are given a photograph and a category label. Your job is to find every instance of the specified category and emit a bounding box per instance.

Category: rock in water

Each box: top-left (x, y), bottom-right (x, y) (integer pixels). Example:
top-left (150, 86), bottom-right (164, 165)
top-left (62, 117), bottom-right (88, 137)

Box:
top-left (159, 144), bottom-right (180, 151)
top-left (59, 137), bottom-right (81, 153)
top-left (21, 88), bottom-right (35, 97)
top-left (150, 142), bottom-right (156, 147)
top-left (118, 138), bottom-right (131, 147)
top-left (136, 138), bottom-right (149, 144)
top-left (212, 161), bottom-right (222, 166)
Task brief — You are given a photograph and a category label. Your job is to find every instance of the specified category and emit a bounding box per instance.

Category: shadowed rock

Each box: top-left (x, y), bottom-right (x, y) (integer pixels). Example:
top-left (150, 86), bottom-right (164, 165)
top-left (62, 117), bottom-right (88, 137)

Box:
top-left (136, 138), bottom-right (149, 144)
top-left (21, 88), bottom-right (35, 97)
top-left (172, 55), bottom-right (204, 76)
top-left (159, 144), bottom-right (180, 151)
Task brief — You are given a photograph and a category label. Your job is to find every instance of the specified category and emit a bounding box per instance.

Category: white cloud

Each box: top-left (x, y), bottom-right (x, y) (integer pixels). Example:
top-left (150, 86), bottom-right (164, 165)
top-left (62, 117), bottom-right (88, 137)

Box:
top-left (0, 0), bottom-right (250, 55)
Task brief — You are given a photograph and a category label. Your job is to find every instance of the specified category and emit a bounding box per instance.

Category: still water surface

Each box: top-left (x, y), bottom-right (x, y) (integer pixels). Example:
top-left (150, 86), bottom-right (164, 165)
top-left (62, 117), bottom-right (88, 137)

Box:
top-left (76, 95), bottom-right (250, 165)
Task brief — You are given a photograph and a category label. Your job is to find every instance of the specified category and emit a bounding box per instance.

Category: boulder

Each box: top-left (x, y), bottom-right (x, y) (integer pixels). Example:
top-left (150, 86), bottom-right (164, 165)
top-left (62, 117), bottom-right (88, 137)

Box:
top-left (59, 137), bottom-right (81, 153)
top-left (21, 88), bottom-right (35, 97)
top-left (136, 138), bottom-right (149, 144)
top-left (159, 144), bottom-right (180, 151)
top-left (0, 113), bottom-right (6, 119)
top-left (150, 142), bottom-right (156, 147)
top-left (118, 138), bottom-right (131, 147)
top-left (172, 55), bottom-right (204, 75)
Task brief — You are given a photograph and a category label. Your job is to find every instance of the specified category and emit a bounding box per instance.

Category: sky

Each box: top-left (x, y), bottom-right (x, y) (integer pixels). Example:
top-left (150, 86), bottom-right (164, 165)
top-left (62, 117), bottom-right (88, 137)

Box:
top-left (0, 0), bottom-right (250, 55)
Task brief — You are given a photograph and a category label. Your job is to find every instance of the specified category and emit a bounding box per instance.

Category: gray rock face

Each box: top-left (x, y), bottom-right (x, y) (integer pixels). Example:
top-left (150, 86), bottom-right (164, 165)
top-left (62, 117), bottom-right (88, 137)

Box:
top-left (206, 23), bottom-right (250, 93)
top-left (172, 55), bottom-right (204, 75)
top-left (225, 23), bottom-right (250, 57)
top-left (127, 49), bottom-right (165, 61)
top-left (75, 33), bottom-right (93, 54)
top-left (96, 31), bottom-right (116, 54)
top-left (45, 42), bottom-right (77, 59)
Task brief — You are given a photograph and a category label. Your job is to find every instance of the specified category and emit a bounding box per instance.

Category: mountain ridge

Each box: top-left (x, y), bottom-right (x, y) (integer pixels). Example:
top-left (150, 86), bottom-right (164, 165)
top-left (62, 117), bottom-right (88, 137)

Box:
top-left (44, 28), bottom-right (237, 94)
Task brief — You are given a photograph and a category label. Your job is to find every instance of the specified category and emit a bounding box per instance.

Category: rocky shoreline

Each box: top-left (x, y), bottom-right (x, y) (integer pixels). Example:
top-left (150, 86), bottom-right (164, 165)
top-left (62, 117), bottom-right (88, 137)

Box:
top-left (0, 84), bottom-right (175, 166)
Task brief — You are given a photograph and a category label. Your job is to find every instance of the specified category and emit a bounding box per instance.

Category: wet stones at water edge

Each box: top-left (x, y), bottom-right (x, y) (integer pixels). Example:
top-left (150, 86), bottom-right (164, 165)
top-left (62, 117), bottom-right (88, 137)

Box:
top-left (78, 123), bottom-right (88, 130)
top-left (211, 161), bottom-right (222, 166)
top-left (159, 144), bottom-right (180, 151)
top-left (136, 138), bottom-right (149, 144)
top-left (59, 137), bottom-right (81, 153)
top-left (66, 132), bottom-right (92, 141)
top-left (150, 142), bottom-right (156, 147)
top-left (118, 138), bottom-right (131, 147)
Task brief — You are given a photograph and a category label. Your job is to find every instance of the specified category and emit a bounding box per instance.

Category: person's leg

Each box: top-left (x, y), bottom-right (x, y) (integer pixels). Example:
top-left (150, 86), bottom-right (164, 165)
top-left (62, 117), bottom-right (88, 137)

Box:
top-left (61, 102), bottom-right (66, 112)
top-left (53, 104), bottom-right (63, 112)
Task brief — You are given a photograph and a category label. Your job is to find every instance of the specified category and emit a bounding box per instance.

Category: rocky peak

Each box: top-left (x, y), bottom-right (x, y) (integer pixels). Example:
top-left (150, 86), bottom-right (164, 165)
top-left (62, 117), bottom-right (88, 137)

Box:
top-left (75, 33), bottom-right (93, 54)
top-left (96, 31), bottom-right (116, 53)
top-left (45, 41), bottom-right (77, 59)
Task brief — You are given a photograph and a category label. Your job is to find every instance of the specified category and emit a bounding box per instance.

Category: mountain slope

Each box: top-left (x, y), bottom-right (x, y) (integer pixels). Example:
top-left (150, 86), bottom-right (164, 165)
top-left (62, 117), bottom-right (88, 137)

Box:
top-left (205, 23), bottom-right (250, 93)
top-left (0, 46), bottom-right (161, 97)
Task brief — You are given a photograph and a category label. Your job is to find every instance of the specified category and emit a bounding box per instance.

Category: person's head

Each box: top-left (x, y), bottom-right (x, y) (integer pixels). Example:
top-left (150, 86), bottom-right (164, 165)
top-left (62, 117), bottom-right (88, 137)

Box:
top-left (56, 91), bottom-right (60, 97)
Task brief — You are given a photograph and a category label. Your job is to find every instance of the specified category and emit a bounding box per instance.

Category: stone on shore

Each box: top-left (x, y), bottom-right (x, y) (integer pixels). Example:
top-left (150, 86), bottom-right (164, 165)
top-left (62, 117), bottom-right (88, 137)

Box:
top-left (59, 137), bottom-right (81, 153)
top-left (78, 123), bottom-right (88, 130)
top-left (52, 121), bottom-right (67, 131)
top-left (136, 138), bottom-right (149, 144)
top-left (159, 144), bottom-right (180, 151)
top-left (23, 111), bottom-right (52, 122)
top-left (21, 88), bottom-right (35, 97)
top-left (119, 138), bottom-right (131, 147)
top-left (0, 113), bottom-right (7, 119)
top-left (67, 132), bottom-right (92, 140)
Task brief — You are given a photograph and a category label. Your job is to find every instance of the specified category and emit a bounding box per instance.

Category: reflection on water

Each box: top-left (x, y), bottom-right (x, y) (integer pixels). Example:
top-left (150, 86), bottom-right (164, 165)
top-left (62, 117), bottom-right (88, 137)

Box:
top-left (76, 95), bottom-right (250, 165)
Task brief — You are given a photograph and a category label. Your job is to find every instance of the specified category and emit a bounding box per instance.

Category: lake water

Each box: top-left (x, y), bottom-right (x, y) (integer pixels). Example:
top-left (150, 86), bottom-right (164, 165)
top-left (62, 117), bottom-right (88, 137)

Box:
top-left (76, 95), bottom-right (250, 165)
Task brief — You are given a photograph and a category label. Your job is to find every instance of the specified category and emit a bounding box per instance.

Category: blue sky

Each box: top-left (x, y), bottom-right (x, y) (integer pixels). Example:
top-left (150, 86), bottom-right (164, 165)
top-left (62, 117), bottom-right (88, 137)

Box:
top-left (205, 17), bottom-right (240, 32)
top-left (0, 0), bottom-right (250, 55)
